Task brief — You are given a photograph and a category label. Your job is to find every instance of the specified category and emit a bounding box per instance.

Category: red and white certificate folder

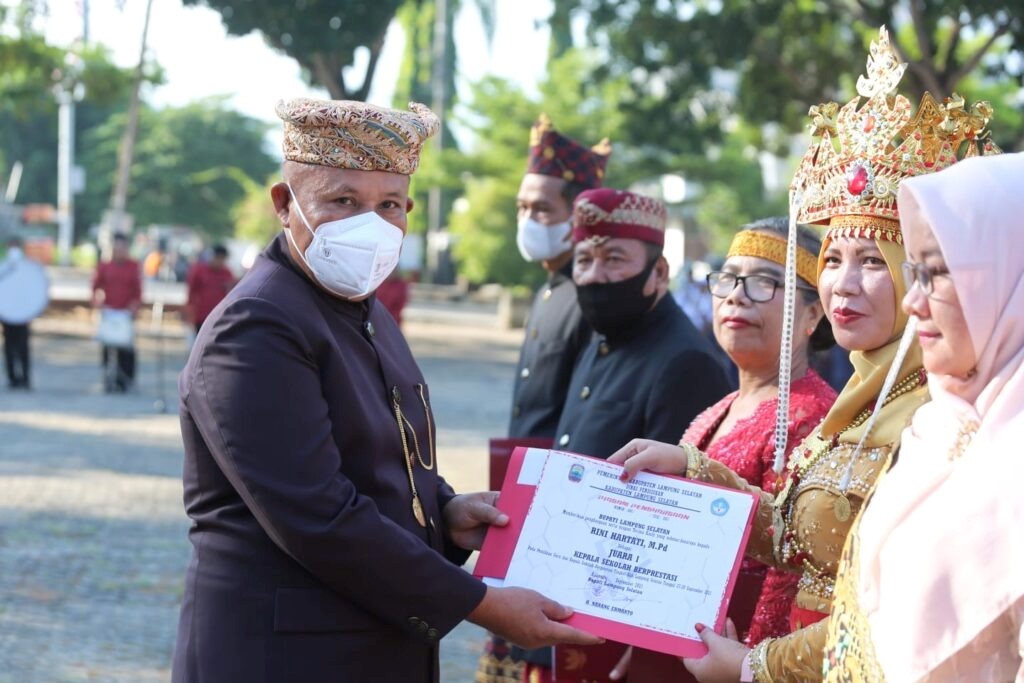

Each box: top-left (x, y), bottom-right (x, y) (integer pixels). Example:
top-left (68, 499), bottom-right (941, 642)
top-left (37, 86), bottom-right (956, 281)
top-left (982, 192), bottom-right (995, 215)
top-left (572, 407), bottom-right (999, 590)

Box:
top-left (473, 447), bottom-right (758, 657)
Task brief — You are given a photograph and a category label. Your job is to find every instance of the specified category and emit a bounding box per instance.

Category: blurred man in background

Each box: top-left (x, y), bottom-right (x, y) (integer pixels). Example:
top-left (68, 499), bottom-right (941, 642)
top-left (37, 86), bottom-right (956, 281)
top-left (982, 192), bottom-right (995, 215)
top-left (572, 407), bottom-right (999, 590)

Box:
top-left (185, 243), bottom-right (236, 335)
top-left (92, 233), bottom-right (141, 393)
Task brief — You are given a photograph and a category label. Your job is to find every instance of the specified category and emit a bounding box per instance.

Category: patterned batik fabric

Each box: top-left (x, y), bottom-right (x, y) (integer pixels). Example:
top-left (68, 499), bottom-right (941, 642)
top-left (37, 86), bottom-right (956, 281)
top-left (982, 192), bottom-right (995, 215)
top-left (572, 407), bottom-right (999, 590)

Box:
top-left (823, 510), bottom-right (887, 683)
top-left (276, 98), bottom-right (439, 174)
top-left (475, 635), bottom-right (526, 683)
top-left (682, 370), bottom-right (837, 646)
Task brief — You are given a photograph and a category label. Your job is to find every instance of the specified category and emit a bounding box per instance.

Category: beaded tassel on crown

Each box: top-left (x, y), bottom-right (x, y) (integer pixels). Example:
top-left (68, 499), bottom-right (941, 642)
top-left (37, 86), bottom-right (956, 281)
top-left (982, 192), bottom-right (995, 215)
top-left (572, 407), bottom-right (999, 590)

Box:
top-left (771, 190), bottom-right (803, 475)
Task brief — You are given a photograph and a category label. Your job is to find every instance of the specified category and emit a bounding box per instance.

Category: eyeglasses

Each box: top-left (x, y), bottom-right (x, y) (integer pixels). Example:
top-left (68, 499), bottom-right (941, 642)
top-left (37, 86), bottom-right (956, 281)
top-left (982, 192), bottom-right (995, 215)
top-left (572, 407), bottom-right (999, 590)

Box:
top-left (901, 261), bottom-right (949, 296)
top-left (706, 271), bottom-right (816, 303)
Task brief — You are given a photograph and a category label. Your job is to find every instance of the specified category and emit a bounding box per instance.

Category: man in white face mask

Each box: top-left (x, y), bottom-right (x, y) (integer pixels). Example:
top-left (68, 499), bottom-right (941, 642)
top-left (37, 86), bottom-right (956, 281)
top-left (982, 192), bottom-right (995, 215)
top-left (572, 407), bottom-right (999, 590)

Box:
top-left (480, 115), bottom-right (612, 683)
top-left (173, 98), bottom-right (600, 683)
top-left (507, 115), bottom-right (611, 441)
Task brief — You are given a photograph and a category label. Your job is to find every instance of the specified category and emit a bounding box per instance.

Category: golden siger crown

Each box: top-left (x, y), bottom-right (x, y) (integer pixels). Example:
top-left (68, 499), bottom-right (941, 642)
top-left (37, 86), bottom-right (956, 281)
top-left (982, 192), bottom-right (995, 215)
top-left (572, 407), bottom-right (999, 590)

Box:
top-left (791, 26), bottom-right (1000, 243)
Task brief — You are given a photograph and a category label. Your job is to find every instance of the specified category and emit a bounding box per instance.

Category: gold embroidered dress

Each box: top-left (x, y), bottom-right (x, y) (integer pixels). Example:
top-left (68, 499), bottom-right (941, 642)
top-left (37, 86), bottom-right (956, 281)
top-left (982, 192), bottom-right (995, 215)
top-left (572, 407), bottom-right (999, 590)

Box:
top-left (688, 353), bottom-right (927, 681)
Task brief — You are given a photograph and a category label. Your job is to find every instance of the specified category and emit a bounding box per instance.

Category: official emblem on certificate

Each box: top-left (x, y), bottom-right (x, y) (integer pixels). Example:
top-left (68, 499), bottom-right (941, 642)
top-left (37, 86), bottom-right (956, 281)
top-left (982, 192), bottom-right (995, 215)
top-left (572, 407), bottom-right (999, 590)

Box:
top-left (474, 448), bottom-right (757, 656)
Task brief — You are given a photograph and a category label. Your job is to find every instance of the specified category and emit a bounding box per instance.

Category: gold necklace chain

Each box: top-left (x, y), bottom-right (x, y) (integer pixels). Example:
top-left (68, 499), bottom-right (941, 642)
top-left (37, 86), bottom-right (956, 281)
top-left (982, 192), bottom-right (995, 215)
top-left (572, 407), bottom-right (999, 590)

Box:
top-left (837, 369), bottom-right (926, 436)
top-left (776, 369), bottom-right (926, 510)
top-left (392, 387), bottom-right (427, 527)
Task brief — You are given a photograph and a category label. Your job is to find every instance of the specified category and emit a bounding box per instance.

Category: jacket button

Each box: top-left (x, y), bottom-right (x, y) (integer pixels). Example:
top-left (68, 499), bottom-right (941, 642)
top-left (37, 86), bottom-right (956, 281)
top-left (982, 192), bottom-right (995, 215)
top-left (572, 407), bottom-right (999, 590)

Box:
top-left (580, 386), bottom-right (591, 399)
top-left (426, 627), bottom-right (440, 641)
top-left (558, 434), bottom-right (569, 447)
top-left (531, 329), bottom-right (538, 339)
top-left (512, 406), bottom-right (521, 417)
top-left (598, 342), bottom-right (610, 356)
top-left (520, 367), bottom-right (530, 379)
top-left (542, 289), bottom-right (552, 301)
top-left (364, 321), bottom-right (376, 338)
top-left (407, 616), bottom-right (421, 628)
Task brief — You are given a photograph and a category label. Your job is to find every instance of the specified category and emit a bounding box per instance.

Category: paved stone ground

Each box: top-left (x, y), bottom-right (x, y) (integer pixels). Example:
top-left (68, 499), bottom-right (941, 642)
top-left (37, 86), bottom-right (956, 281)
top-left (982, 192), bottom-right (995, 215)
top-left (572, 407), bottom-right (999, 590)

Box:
top-left (0, 316), bottom-right (521, 682)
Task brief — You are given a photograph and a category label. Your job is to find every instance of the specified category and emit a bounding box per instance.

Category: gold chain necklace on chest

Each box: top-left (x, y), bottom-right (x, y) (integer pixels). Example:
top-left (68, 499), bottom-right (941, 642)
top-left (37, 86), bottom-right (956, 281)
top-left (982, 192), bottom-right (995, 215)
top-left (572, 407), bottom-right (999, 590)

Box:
top-left (390, 385), bottom-right (436, 528)
top-left (777, 368), bottom-right (926, 522)
top-left (830, 368), bottom-right (926, 521)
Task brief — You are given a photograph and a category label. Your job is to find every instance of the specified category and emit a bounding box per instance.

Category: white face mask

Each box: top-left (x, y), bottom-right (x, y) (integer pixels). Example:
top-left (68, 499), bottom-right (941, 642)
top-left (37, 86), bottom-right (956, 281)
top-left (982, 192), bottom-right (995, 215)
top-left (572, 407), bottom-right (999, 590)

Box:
top-left (286, 185), bottom-right (404, 300)
top-left (516, 217), bottom-right (573, 262)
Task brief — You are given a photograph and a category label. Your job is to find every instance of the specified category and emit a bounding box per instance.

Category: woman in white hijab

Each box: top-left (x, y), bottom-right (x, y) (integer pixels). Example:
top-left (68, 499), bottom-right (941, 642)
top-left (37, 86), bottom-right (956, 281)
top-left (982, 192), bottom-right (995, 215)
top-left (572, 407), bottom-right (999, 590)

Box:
top-left (823, 152), bottom-right (1024, 681)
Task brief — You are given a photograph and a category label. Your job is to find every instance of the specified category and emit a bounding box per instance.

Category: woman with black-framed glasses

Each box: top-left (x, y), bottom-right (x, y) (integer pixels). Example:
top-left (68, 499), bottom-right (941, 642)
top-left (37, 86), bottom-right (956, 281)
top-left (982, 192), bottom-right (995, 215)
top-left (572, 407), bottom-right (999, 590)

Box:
top-left (608, 218), bottom-right (838, 680)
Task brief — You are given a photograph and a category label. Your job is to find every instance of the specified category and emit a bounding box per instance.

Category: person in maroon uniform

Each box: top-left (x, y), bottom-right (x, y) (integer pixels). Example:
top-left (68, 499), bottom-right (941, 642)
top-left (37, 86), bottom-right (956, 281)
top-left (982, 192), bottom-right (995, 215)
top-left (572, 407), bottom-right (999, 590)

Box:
top-left (92, 233), bottom-right (142, 392)
top-left (185, 243), bottom-right (236, 334)
top-left (171, 98), bottom-right (600, 683)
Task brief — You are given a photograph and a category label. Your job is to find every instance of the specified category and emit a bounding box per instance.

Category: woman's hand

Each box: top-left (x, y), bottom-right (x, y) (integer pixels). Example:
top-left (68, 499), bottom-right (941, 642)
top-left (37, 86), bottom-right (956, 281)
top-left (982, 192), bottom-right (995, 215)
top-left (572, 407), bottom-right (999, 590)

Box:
top-left (682, 620), bottom-right (749, 683)
top-left (607, 439), bottom-right (689, 482)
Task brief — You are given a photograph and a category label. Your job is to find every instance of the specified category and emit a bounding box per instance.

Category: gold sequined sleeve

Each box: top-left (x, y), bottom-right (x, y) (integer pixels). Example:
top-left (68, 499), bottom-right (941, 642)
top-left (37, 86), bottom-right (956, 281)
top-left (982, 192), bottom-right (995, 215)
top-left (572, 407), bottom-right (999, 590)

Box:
top-left (754, 617), bottom-right (828, 682)
top-left (691, 456), bottom-right (778, 566)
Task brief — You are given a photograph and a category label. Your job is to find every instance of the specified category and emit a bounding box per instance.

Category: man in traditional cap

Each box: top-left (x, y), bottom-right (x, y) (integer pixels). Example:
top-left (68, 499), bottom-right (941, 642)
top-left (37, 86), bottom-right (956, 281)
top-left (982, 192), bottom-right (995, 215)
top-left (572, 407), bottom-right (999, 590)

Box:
top-left (507, 115), bottom-right (610, 441)
top-left (171, 99), bottom-right (600, 683)
top-left (554, 188), bottom-right (731, 458)
top-left (478, 116), bottom-right (612, 683)
top-left (507, 189), bottom-right (731, 683)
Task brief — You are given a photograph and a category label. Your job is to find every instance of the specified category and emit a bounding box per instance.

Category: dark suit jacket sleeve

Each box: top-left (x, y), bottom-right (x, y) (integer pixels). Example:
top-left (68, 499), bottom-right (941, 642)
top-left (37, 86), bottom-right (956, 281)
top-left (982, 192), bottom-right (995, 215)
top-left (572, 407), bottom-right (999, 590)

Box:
top-left (183, 297), bottom-right (485, 640)
top-left (644, 350), bottom-right (731, 444)
top-left (435, 477), bottom-right (473, 566)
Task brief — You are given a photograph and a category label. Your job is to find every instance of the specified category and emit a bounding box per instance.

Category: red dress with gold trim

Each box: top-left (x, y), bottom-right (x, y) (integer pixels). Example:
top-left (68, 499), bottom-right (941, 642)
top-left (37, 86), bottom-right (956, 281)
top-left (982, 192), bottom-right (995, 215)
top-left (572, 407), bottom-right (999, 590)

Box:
top-left (681, 369), bottom-right (837, 645)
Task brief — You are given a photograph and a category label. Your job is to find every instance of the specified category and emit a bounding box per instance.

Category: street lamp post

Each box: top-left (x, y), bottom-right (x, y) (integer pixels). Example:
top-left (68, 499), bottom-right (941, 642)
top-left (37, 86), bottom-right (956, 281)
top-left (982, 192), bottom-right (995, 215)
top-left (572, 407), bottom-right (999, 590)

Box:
top-left (54, 53), bottom-right (84, 266)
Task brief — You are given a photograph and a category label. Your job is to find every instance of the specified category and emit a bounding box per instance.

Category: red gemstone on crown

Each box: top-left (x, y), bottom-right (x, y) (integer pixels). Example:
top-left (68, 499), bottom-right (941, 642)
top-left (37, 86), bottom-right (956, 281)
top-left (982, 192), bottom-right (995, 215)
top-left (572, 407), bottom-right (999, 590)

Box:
top-left (863, 114), bottom-right (875, 133)
top-left (848, 166), bottom-right (869, 195)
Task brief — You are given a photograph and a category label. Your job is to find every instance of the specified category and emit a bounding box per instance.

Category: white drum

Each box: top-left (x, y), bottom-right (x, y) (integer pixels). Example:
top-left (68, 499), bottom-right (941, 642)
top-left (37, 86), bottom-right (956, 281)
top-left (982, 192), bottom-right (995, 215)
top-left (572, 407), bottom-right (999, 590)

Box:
top-left (0, 257), bottom-right (49, 324)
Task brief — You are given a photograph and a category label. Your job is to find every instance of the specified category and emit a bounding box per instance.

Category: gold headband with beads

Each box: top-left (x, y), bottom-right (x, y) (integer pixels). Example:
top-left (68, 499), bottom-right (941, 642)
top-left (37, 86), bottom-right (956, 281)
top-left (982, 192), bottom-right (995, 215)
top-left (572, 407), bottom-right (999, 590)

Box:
top-left (727, 231), bottom-right (819, 287)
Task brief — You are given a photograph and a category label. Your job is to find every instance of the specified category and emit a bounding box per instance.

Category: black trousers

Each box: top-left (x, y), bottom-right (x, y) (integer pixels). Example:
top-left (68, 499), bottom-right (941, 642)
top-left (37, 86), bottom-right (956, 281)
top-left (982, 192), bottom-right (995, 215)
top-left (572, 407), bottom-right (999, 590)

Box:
top-left (2, 323), bottom-right (30, 388)
top-left (102, 344), bottom-right (136, 392)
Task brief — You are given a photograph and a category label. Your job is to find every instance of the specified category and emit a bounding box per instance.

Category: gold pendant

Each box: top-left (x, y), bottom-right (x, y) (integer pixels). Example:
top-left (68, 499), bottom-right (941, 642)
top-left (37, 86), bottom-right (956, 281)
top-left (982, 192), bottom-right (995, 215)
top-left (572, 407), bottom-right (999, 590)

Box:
top-left (833, 494), bottom-right (852, 522)
top-left (412, 496), bottom-right (427, 527)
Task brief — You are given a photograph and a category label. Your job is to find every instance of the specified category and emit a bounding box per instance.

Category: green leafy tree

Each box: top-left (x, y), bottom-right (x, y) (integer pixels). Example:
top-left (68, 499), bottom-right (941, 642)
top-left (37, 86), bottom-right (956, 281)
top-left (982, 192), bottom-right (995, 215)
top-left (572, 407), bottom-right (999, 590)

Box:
top-left (233, 175), bottom-right (281, 246)
top-left (183, 0), bottom-right (404, 100)
top-left (576, 0), bottom-right (1024, 153)
top-left (0, 9), bottom-right (151, 240)
top-left (78, 98), bottom-right (278, 239)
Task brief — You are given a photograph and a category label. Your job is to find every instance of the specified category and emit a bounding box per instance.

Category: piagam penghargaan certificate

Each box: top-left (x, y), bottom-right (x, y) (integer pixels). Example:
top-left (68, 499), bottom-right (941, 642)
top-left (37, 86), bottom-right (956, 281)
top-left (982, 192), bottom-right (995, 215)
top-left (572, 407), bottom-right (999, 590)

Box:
top-left (497, 449), bottom-right (756, 654)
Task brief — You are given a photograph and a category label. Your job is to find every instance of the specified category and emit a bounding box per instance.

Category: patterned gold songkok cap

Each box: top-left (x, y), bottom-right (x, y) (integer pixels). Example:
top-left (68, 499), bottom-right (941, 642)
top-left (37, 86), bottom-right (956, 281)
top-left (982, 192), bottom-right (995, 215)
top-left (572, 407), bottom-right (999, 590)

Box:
top-left (572, 188), bottom-right (667, 247)
top-left (276, 98), bottom-right (440, 175)
top-left (791, 26), bottom-right (1000, 244)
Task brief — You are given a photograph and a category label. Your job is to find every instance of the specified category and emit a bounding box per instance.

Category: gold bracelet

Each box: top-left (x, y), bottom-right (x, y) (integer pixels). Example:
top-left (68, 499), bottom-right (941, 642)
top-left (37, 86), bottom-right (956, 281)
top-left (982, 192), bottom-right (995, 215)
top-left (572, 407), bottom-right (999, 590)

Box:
top-left (749, 638), bottom-right (775, 683)
top-left (681, 443), bottom-right (705, 480)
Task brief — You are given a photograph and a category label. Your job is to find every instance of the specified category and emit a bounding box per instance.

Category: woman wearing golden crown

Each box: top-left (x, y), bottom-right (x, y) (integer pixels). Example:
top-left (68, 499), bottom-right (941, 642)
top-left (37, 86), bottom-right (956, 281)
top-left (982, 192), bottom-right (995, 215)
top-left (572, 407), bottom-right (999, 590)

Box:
top-left (609, 27), bottom-right (999, 682)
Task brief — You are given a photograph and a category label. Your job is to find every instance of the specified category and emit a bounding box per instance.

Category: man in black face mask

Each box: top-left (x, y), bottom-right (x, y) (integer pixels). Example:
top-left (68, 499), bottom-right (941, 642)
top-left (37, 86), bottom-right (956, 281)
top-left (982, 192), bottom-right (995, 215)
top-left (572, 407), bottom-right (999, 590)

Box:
top-left (552, 188), bottom-right (731, 459)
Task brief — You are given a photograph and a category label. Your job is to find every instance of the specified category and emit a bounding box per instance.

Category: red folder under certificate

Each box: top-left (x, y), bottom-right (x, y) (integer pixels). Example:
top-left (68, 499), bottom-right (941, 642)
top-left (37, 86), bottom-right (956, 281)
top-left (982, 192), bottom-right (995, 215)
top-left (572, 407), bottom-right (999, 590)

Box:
top-left (474, 447), bottom-right (757, 658)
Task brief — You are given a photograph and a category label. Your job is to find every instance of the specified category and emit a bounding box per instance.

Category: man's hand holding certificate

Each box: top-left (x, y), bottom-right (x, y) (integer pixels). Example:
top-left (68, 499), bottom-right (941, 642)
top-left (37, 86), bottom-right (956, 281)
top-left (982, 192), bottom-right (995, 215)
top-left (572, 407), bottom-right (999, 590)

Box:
top-left (474, 448), bottom-right (756, 657)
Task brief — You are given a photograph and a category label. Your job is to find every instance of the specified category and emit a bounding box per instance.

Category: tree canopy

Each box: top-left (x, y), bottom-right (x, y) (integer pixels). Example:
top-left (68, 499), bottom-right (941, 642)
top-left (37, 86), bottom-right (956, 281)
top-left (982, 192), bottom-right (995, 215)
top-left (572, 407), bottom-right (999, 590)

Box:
top-left (79, 98), bottom-right (278, 240)
top-left (575, 0), bottom-right (1024, 157)
top-left (182, 0), bottom-right (405, 100)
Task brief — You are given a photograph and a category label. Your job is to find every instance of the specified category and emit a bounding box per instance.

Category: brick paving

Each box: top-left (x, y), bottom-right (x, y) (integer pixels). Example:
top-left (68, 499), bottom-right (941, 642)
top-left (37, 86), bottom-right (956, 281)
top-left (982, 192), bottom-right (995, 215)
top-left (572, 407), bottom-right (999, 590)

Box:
top-left (0, 317), bottom-right (521, 681)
